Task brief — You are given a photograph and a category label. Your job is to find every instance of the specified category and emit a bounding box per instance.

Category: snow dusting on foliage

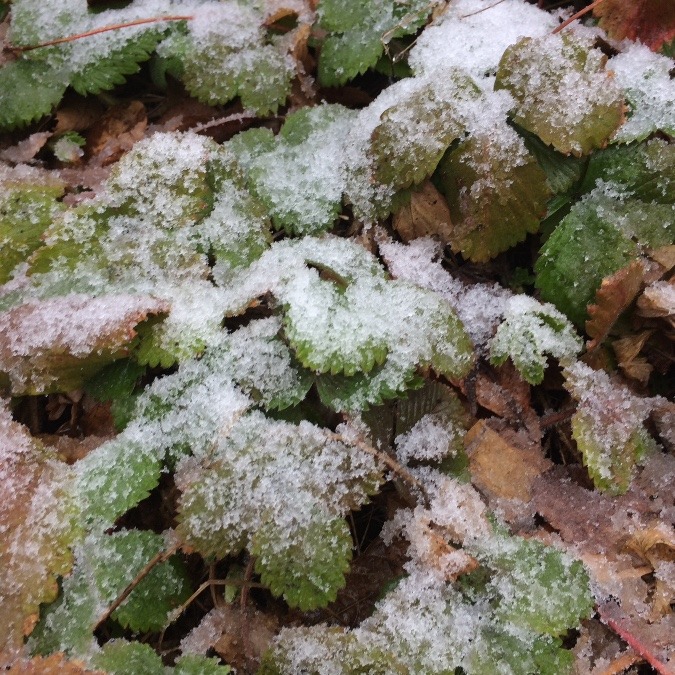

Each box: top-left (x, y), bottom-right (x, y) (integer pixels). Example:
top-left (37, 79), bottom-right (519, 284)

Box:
top-left (0, 0), bottom-right (673, 670)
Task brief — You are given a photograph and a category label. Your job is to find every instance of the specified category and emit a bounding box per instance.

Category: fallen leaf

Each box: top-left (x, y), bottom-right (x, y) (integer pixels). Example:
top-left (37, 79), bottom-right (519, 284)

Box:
top-left (0, 294), bottom-right (169, 395)
top-left (392, 180), bottom-right (454, 245)
top-left (594, 0), bottom-right (675, 52)
top-left (0, 405), bottom-right (78, 658)
top-left (586, 260), bottom-right (646, 351)
top-left (464, 420), bottom-right (552, 501)
top-left (87, 100), bottom-right (147, 165)
top-left (5, 652), bottom-right (103, 674)
top-left (613, 331), bottom-right (653, 384)
top-left (0, 132), bottom-right (52, 164)
top-left (637, 279), bottom-right (675, 321)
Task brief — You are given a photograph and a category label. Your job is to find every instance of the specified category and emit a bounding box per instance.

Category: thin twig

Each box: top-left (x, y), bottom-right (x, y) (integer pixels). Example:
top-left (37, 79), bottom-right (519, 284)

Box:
top-left (94, 542), bottom-right (181, 632)
top-left (540, 405), bottom-right (576, 429)
top-left (7, 15), bottom-right (192, 52)
top-left (597, 605), bottom-right (675, 675)
top-left (191, 111), bottom-right (258, 134)
top-left (325, 430), bottom-right (430, 506)
top-left (552, 0), bottom-right (606, 35)
top-left (460, 0), bottom-right (507, 19)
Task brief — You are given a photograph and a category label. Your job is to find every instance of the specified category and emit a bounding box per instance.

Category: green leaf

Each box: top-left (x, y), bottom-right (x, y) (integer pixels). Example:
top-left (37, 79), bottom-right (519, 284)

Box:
top-left (489, 296), bottom-right (582, 385)
top-left (535, 193), bottom-right (639, 326)
top-left (75, 437), bottom-right (162, 525)
top-left (92, 641), bottom-right (164, 675)
top-left (579, 138), bottom-right (675, 203)
top-left (517, 126), bottom-right (585, 195)
top-left (564, 362), bottom-right (661, 494)
top-left (608, 44), bottom-right (675, 143)
top-left (0, 175), bottom-right (65, 283)
top-left (370, 77), bottom-right (469, 191)
top-left (477, 534), bottom-right (593, 636)
top-left (70, 29), bottom-right (165, 95)
top-left (33, 530), bottom-right (189, 655)
top-left (234, 105), bottom-right (357, 235)
top-left (175, 412), bottom-right (382, 608)
top-left (317, 0), bottom-right (433, 86)
top-left (316, 361), bottom-right (424, 413)
top-left (252, 515), bottom-right (353, 611)
top-left (0, 59), bottom-right (67, 129)
top-left (469, 629), bottom-right (574, 675)
top-left (436, 124), bottom-right (551, 262)
top-left (495, 33), bottom-right (624, 155)
top-left (159, 5), bottom-right (295, 115)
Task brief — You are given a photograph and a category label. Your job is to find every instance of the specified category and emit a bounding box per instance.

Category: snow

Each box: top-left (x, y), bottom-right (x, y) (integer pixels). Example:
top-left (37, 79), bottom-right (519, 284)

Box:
top-left (609, 43), bottom-right (675, 143)
top-left (409, 0), bottom-right (557, 82)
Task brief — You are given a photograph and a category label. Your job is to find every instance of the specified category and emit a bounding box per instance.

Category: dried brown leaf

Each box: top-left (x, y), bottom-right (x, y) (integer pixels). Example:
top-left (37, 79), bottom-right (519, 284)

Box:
top-left (392, 180), bottom-right (454, 245)
top-left (593, 0), bottom-right (675, 52)
top-left (6, 652), bottom-right (103, 674)
top-left (0, 132), bottom-right (52, 164)
top-left (586, 260), bottom-right (646, 352)
top-left (87, 100), bottom-right (147, 165)
top-left (613, 331), bottom-right (654, 385)
top-left (464, 420), bottom-right (552, 501)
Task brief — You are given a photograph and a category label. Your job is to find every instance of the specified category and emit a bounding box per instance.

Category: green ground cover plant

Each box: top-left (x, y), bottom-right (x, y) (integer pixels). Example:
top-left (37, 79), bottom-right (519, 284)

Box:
top-left (0, 0), bottom-right (673, 672)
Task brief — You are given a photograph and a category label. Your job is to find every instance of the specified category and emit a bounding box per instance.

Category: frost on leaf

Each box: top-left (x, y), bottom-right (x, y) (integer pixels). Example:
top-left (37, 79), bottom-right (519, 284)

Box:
top-left (495, 33), bottom-right (625, 156)
top-left (435, 105), bottom-right (550, 262)
top-left (593, 0), bottom-right (675, 52)
top-left (32, 530), bottom-right (190, 655)
top-left (608, 44), bottom-right (675, 143)
top-left (0, 405), bottom-right (78, 654)
top-left (489, 295), bottom-right (582, 385)
top-left (564, 362), bottom-right (663, 494)
top-left (225, 236), bottom-right (474, 385)
top-left (408, 0), bottom-right (556, 80)
top-left (175, 412), bottom-right (383, 610)
top-left (579, 138), bottom-right (675, 204)
top-left (231, 105), bottom-right (357, 235)
top-left (0, 167), bottom-right (65, 284)
top-left (0, 294), bottom-right (168, 395)
top-left (317, 0), bottom-right (434, 86)
top-left (158, 1), bottom-right (298, 114)
top-left (369, 77), bottom-right (469, 191)
top-left (1, 0), bottom-right (173, 129)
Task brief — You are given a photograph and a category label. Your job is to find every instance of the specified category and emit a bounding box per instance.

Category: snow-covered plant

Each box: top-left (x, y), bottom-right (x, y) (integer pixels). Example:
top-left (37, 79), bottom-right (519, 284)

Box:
top-left (1, 0), bottom-right (673, 669)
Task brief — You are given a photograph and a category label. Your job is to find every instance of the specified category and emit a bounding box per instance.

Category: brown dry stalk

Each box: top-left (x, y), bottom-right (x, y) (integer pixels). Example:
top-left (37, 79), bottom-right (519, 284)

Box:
top-left (552, 0), bottom-right (606, 35)
top-left (325, 430), bottom-right (430, 505)
top-left (93, 541), bottom-right (181, 632)
top-left (7, 16), bottom-right (193, 53)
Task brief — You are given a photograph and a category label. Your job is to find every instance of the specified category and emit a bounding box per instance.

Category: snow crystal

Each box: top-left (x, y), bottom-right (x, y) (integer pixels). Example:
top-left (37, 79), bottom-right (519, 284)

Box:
top-left (378, 236), bottom-right (510, 348)
top-left (409, 0), bottom-right (556, 82)
top-left (395, 413), bottom-right (462, 465)
top-left (609, 43), bottom-right (675, 143)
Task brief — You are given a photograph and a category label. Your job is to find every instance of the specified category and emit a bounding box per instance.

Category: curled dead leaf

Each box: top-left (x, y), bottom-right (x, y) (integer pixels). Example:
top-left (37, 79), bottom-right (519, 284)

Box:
top-left (393, 180), bottom-right (454, 245)
top-left (586, 260), bottom-right (645, 352)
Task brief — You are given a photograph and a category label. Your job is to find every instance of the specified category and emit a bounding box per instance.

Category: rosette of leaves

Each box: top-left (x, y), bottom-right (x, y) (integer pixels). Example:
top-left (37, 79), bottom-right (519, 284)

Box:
top-left (260, 530), bottom-right (592, 674)
top-left (223, 236), bottom-right (474, 411)
top-left (316, 0), bottom-right (437, 86)
top-left (175, 412), bottom-right (383, 610)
